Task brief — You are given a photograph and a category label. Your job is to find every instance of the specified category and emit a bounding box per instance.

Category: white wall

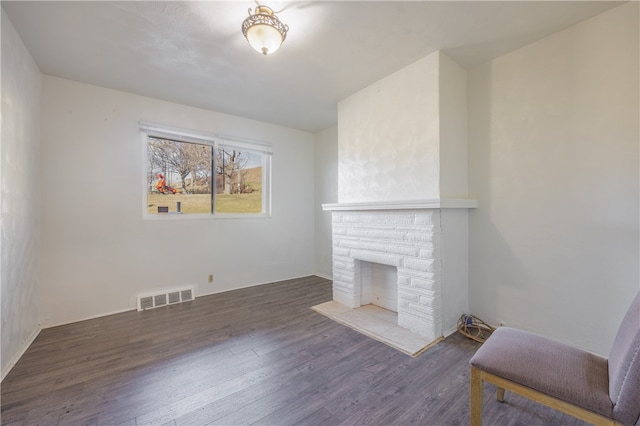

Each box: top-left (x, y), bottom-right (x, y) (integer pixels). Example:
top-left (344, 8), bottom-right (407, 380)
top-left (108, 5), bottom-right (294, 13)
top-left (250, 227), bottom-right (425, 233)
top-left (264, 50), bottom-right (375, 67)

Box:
top-left (314, 126), bottom-right (338, 279)
top-left (439, 53), bottom-right (468, 199)
top-left (337, 50), bottom-right (469, 203)
top-left (1, 10), bottom-right (42, 379)
top-left (39, 76), bottom-right (316, 327)
top-left (437, 55), bottom-right (469, 332)
top-left (337, 52), bottom-right (440, 203)
top-left (441, 209), bottom-right (470, 336)
top-left (468, 2), bottom-right (639, 356)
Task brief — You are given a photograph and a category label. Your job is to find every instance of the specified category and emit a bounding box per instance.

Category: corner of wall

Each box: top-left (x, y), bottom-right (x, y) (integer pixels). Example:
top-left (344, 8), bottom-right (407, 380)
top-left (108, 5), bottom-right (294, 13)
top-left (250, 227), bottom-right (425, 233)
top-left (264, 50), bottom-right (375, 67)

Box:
top-left (438, 52), bottom-right (469, 199)
top-left (314, 126), bottom-right (338, 278)
top-left (1, 8), bottom-right (43, 379)
top-left (1, 327), bottom-right (41, 382)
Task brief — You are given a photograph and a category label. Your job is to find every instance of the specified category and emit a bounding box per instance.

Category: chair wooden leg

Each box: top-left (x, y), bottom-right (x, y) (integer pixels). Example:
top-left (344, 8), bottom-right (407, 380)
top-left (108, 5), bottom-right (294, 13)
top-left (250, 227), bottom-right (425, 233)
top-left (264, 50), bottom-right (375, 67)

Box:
top-left (477, 370), bottom-right (621, 426)
top-left (470, 367), bottom-right (484, 426)
top-left (497, 387), bottom-right (505, 402)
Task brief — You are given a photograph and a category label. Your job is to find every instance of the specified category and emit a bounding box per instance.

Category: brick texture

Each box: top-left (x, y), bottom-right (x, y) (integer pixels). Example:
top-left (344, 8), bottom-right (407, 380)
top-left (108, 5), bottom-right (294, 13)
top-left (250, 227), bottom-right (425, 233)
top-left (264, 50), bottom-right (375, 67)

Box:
top-left (331, 209), bottom-right (442, 340)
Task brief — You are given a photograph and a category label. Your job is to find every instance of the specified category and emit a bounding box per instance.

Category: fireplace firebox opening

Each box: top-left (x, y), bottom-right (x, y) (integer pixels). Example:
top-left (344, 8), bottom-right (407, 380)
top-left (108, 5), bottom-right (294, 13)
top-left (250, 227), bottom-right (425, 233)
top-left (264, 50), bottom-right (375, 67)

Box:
top-left (358, 260), bottom-right (398, 313)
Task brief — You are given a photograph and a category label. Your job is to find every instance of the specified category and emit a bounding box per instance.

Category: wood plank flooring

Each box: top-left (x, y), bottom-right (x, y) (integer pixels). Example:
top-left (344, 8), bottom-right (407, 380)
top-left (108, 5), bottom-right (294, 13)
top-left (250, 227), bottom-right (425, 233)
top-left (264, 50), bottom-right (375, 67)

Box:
top-left (1, 276), bottom-right (588, 425)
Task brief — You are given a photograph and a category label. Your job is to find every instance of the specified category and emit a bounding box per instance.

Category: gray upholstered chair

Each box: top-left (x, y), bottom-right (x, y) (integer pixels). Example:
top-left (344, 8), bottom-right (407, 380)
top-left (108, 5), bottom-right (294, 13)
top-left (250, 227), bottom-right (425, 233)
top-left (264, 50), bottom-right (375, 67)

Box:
top-left (469, 292), bottom-right (640, 426)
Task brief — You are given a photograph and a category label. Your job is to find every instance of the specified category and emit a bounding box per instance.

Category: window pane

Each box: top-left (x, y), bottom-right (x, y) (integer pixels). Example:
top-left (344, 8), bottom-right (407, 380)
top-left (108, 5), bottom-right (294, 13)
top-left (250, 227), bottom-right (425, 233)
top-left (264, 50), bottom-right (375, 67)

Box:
top-left (143, 124), bottom-right (271, 218)
top-left (147, 138), bottom-right (213, 215)
top-left (215, 147), bottom-right (263, 214)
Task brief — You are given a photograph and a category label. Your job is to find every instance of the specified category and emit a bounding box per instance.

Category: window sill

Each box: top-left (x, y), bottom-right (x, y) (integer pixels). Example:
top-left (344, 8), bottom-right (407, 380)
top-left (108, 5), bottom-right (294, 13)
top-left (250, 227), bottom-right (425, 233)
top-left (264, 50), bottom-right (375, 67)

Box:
top-left (143, 212), bottom-right (271, 220)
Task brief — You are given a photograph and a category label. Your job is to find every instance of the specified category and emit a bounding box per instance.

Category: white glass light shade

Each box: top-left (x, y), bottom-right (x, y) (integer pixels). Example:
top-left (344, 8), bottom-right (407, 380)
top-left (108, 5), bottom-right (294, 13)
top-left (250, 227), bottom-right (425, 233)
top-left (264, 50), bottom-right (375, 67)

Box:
top-left (245, 24), bottom-right (284, 55)
top-left (241, 6), bottom-right (288, 56)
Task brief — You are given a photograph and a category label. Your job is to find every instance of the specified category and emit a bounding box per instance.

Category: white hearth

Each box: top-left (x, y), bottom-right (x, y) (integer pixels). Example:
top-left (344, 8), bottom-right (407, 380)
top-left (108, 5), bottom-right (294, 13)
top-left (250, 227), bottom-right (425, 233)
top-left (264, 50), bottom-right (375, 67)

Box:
top-left (322, 199), bottom-right (476, 344)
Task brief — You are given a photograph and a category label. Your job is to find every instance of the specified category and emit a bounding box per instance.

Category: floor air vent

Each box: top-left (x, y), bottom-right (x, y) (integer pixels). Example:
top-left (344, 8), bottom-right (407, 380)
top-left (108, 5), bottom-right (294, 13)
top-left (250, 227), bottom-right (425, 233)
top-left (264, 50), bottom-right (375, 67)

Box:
top-left (137, 286), bottom-right (195, 311)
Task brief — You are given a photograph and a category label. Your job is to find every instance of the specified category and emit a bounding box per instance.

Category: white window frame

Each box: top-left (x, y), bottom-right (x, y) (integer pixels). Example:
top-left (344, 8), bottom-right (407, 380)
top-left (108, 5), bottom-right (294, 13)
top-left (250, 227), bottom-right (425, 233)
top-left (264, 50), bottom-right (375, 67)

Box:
top-left (140, 121), bottom-right (272, 219)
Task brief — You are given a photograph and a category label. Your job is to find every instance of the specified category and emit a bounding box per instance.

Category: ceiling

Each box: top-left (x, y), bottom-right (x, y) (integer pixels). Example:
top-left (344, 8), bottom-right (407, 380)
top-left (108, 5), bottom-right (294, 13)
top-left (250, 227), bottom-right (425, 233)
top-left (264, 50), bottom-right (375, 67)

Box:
top-left (2, 1), bottom-right (624, 133)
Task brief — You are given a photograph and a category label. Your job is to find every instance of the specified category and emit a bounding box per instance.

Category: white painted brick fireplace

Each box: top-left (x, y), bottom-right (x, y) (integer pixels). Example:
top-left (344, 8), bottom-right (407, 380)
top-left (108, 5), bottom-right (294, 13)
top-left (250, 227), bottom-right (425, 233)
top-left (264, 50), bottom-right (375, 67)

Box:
top-left (323, 199), bottom-right (476, 343)
top-left (328, 51), bottom-right (475, 346)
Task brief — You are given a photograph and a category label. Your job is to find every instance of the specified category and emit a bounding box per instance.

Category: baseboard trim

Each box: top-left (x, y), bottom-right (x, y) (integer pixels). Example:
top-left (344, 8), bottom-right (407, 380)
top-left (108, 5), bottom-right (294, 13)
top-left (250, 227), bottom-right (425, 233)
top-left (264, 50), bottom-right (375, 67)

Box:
top-left (38, 275), bottom-right (331, 333)
top-left (313, 272), bottom-right (332, 280)
top-left (197, 274), bottom-right (329, 299)
top-left (39, 307), bottom-right (135, 330)
top-left (443, 325), bottom-right (459, 338)
top-left (1, 326), bottom-right (41, 382)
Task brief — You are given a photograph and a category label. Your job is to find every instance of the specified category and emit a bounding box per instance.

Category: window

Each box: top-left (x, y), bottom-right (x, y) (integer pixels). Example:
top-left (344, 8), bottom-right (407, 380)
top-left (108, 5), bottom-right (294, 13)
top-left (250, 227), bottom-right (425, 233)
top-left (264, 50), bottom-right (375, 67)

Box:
top-left (141, 122), bottom-right (271, 217)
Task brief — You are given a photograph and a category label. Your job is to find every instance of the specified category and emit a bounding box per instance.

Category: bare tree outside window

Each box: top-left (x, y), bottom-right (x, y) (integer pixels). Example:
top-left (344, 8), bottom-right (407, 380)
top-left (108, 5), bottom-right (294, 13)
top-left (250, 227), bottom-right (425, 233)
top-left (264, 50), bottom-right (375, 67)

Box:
top-left (146, 137), bottom-right (266, 215)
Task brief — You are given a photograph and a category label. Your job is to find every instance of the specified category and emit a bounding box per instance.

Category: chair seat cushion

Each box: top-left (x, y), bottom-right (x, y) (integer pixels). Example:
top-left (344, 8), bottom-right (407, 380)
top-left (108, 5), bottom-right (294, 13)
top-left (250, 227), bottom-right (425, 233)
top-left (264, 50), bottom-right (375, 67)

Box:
top-left (470, 327), bottom-right (612, 418)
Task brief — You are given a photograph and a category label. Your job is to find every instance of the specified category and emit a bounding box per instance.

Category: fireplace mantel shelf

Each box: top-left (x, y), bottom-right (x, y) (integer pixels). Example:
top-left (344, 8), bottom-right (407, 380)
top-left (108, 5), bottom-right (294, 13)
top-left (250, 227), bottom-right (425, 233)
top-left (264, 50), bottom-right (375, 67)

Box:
top-left (322, 198), bottom-right (477, 211)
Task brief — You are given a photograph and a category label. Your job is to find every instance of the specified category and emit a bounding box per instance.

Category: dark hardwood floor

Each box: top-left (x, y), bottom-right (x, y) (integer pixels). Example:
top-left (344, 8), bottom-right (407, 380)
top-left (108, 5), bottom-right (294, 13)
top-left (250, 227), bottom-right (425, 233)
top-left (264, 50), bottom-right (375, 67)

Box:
top-left (2, 276), bottom-right (587, 425)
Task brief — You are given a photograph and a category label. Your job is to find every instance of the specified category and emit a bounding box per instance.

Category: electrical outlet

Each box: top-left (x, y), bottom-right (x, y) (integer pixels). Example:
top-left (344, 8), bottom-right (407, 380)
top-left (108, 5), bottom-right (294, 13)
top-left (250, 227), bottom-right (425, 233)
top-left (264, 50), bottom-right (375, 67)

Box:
top-left (208, 274), bottom-right (214, 283)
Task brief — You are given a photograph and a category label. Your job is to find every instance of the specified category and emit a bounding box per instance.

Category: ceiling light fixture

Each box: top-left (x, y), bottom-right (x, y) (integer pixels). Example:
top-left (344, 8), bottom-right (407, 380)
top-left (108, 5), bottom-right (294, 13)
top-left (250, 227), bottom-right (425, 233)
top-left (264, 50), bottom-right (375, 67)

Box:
top-left (241, 5), bottom-right (288, 55)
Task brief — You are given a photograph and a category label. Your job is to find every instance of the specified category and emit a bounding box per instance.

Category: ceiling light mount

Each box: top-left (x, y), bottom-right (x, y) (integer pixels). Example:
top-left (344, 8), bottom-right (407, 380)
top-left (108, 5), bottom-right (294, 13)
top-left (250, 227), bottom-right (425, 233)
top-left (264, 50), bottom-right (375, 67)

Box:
top-left (242, 5), bottom-right (288, 55)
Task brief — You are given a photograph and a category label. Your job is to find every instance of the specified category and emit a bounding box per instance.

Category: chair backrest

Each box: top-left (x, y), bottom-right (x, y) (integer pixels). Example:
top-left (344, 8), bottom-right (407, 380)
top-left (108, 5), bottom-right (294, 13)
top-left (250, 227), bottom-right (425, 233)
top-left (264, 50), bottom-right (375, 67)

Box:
top-left (608, 291), bottom-right (640, 425)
